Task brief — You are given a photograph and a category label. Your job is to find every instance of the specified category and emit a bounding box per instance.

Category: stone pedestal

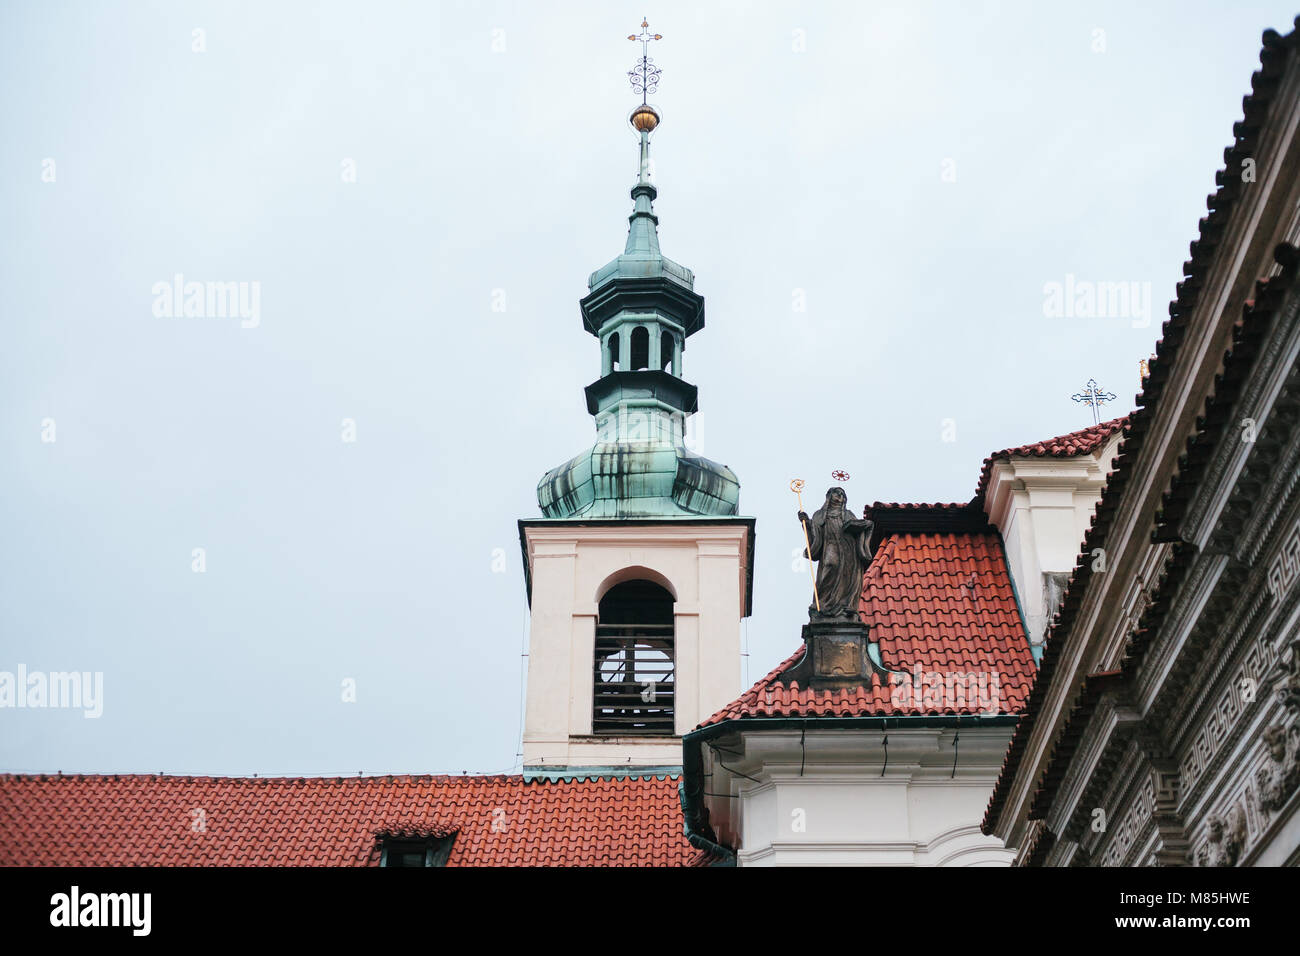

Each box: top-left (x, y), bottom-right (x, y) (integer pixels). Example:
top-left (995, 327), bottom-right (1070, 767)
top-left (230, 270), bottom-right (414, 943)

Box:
top-left (781, 619), bottom-right (897, 691)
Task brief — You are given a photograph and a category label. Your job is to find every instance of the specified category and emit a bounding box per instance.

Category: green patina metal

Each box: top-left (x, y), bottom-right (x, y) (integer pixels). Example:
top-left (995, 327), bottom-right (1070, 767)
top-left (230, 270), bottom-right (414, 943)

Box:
top-left (537, 116), bottom-right (739, 519)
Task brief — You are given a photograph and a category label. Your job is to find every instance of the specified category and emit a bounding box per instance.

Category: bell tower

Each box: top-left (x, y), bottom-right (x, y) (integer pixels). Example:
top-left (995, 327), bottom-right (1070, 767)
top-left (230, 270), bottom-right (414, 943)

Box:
top-left (519, 22), bottom-right (754, 774)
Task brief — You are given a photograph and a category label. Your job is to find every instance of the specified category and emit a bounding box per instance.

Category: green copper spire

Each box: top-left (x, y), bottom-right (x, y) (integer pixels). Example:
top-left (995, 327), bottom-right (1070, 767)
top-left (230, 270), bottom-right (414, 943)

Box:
top-left (587, 107), bottom-right (695, 293)
top-left (624, 135), bottom-right (661, 259)
top-left (535, 22), bottom-right (740, 520)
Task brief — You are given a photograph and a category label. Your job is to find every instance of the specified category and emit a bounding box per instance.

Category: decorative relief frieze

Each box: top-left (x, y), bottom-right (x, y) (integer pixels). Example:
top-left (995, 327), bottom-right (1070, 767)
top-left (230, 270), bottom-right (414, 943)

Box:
top-left (1246, 643), bottom-right (1264, 693)
top-left (1255, 681), bottom-right (1300, 816)
top-left (1100, 774), bottom-right (1155, 866)
top-left (1191, 638), bottom-right (1300, 866)
top-left (1266, 515), bottom-right (1300, 600)
top-left (1237, 785), bottom-right (1258, 837)
top-left (1151, 768), bottom-right (1190, 866)
top-left (1190, 734), bottom-right (1212, 780)
top-left (1274, 635), bottom-right (1300, 711)
top-left (1243, 785), bottom-right (1261, 839)
top-left (1180, 631), bottom-right (1276, 790)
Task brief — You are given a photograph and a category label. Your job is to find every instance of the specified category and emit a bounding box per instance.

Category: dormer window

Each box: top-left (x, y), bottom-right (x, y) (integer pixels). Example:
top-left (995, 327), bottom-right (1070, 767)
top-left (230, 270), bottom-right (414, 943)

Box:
top-left (380, 834), bottom-right (455, 867)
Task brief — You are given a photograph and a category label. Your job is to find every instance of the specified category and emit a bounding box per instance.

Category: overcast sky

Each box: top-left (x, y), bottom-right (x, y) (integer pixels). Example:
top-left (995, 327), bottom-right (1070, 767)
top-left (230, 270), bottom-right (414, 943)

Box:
top-left (2, 0), bottom-right (1294, 776)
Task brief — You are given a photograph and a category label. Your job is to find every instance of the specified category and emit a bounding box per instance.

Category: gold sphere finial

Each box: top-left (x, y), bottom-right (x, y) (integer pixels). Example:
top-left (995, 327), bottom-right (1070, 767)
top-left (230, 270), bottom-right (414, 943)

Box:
top-left (630, 104), bottom-right (660, 132)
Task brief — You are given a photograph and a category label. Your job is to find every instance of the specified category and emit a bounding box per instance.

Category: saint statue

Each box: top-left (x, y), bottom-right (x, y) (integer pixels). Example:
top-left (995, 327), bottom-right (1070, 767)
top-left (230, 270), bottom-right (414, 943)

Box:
top-left (798, 487), bottom-right (875, 621)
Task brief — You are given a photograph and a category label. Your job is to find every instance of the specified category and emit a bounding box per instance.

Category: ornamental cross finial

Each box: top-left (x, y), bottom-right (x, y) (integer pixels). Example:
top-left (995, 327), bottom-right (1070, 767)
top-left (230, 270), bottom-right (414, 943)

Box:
top-left (627, 18), bottom-right (663, 104)
top-left (1071, 377), bottom-right (1118, 424)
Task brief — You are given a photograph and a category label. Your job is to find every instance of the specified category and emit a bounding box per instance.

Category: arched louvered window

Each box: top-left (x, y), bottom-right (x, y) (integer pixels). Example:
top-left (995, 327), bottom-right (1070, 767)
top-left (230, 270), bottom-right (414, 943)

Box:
top-left (660, 330), bottom-right (674, 373)
top-left (630, 326), bottom-right (649, 370)
top-left (593, 579), bottom-right (675, 735)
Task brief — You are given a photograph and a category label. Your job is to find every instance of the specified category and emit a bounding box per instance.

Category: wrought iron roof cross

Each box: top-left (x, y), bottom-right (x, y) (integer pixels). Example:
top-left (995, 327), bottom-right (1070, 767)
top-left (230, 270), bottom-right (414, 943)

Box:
top-left (627, 18), bottom-right (663, 103)
top-left (1071, 377), bottom-right (1117, 424)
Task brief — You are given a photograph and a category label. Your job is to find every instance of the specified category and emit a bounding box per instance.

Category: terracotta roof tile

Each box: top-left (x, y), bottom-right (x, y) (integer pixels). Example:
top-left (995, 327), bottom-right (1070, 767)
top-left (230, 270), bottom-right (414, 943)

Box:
top-left (975, 417), bottom-right (1129, 499)
top-left (699, 532), bottom-right (1035, 726)
top-left (0, 772), bottom-right (695, 867)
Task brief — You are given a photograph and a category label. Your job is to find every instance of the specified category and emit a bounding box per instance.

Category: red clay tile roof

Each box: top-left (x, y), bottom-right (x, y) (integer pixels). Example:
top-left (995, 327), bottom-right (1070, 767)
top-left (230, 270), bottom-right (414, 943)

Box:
top-left (0, 772), bottom-right (696, 867)
top-left (698, 532), bottom-right (1035, 726)
top-left (974, 417), bottom-right (1129, 498)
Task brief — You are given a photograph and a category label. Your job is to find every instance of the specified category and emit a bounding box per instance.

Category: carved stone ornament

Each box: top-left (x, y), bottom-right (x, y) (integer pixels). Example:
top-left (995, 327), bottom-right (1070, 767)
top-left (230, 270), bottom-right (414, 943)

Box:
top-left (1196, 804), bottom-right (1246, 867)
top-left (781, 619), bottom-right (900, 691)
top-left (1255, 723), bottom-right (1300, 812)
top-left (1275, 636), bottom-right (1300, 712)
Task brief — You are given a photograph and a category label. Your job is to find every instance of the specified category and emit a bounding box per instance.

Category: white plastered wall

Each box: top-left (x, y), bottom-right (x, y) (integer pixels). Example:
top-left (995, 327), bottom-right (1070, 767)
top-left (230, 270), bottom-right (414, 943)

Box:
top-left (521, 521), bottom-right (750, 768)
top-left (983, 435), bottom-right (1123, 648)
top-left (705, 727), bottom-right (1016, 866)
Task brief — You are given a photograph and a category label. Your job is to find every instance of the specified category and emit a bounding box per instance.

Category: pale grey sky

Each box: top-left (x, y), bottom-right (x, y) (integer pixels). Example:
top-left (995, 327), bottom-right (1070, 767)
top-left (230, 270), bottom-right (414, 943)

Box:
top-left (2, 0), bottom-right (1294, 775)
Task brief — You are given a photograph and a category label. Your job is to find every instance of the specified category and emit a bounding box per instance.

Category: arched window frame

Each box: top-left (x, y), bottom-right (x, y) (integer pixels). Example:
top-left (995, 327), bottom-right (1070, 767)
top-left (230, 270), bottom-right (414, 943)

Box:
top-left (629, 325), bottom-right (650, 371)
top-left (592, 579), bottom-right (675, 736)
top-left (607, 331), bottom-right (621, 373)
top-left (660, 329), bottom-right (675, 373)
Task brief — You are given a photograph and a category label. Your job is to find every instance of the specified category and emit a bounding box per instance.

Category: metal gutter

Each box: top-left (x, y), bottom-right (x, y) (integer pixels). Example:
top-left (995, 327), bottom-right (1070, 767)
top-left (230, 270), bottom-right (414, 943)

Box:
top-left (676, 776), bottom-right (736, 866)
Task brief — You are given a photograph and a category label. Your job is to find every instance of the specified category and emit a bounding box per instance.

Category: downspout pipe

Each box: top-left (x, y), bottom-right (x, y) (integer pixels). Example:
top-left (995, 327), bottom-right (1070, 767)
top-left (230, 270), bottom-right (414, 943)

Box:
top-left (678, 733), bottom-right (736, 865)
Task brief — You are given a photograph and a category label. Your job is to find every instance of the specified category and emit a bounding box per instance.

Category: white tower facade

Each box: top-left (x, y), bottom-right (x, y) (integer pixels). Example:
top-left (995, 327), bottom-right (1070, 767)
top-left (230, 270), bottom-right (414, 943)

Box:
top-left (519, 519), bottom-right (753, 771)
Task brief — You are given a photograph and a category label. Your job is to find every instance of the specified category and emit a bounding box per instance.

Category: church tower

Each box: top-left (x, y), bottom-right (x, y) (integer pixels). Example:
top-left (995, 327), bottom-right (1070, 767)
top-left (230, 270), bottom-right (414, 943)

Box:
top-left (519, 23), bottom-right (754, 773)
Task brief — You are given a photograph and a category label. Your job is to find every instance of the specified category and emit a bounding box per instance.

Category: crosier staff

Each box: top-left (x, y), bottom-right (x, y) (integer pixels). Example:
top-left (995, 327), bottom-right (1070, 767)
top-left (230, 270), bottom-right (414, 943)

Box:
top-left (790, 479), bottom-right (820, 612)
